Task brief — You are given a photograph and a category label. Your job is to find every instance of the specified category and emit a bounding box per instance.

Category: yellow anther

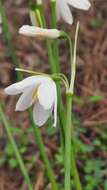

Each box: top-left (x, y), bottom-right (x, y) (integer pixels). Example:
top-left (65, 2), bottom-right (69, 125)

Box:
top-left (32, 89), bottom-right (38, 101)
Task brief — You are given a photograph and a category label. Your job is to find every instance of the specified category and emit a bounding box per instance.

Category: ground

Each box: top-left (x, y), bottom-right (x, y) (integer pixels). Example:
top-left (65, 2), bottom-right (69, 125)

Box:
top-left (0, 0), bottom-right (107, 189)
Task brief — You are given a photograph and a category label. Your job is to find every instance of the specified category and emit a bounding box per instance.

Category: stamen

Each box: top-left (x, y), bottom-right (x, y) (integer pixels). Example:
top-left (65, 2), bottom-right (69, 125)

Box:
top-left (32, 89), bottom-right (38, 101)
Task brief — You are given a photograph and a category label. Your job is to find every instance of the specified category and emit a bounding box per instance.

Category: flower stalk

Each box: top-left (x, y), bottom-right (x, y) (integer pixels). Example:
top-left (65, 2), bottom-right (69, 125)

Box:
top-left (50, 0), bottom-right (60, 72)
top-left (65, 93), bottom-right (82, 190)
top-left (34, 1), bottom-right (66, 149)
top-left (70, 21), bottom-right (83, 190)
top-left (64, 93), bottom-right (72, 190)
top-left (65, 22), bottom-right (83, 190)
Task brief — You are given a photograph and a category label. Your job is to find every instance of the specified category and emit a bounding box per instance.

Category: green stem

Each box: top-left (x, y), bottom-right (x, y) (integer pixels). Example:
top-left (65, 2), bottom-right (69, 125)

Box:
top-left (64, 94), bottom-right (72, 190)
top-left (34, 2), bottom-right (66, 145)
top-left (0, 105), bottom-right (33, 190)
top-left (35, 2), bottom-right (60, 73)
top-left (64, 94), bottom-right (82, 190)
top-left (50, 0), bottom-right (57, 28)
top-left (50, 1), bottom-right (66, 153)
top-left (35, 4), bottom-right (58, 73)
top-left (29, 110), bottom-right (58, 190)
top-left (71, 141), bottom-right (82, 190)
top-left (47, 41), bottom-right (58, 73)
top-left (50, 0), bottom-right (60, 72)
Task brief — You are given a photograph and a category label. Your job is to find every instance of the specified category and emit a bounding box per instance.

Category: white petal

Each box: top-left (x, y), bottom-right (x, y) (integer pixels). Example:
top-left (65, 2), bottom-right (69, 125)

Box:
top-left (53, 85), bottom-right (57, 127)
top-left (67, 0), bottom-right (91, 10)
top-left (19, 25), bottom-right (61, 39)
top-left (5, 76), bottom-right (51, 95)
top-left (56, 0), bottom-right (73, 25)
top-left (5, 82), bottom-right (24, 95)
top-left (15, 87), bottom-right (34, 111)
top-left (56, 0), bottom-right (62, 21)
top-left (33, 101), bottom-right (52, 126)
top-left (37, 80), bottom-right (56, 110)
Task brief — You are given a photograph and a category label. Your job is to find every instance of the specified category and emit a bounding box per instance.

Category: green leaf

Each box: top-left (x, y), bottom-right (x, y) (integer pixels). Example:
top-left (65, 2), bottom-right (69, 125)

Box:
top-left (19, 146), bottom-right (27, 154)
top-left (9, 158), bottom-right (18, 168)
top-left (89, 95), bottom-right (104, 103)
top-left (90, 19), bottom-right (103, 29)
top-left (5, 143), bottom-right (14, 156)
top-left (10, 126), bottom-right (22, 135)
top-left (75, 139), bottom-right (94, 154)
top-left (93, 139), bottom-right (101, 146)
top-left (104, 180), bottom-right (107, 190)
top-left (55, 148), bottom-right (63, 164)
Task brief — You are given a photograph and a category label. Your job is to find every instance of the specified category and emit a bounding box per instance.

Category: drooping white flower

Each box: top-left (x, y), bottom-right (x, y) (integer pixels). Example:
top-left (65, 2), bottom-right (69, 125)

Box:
top-left (19, 25), bottom-right (61, 39)
top-left (56, 0), bottom-right (91, 25)
top-left (5, 76), bottom-right (57, 127)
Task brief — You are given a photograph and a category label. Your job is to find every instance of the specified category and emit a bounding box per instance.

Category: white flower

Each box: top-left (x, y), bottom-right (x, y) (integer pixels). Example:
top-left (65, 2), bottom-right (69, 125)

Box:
top-left (5, 76), bottom-right (57, 127)
top-left (19, 25), bottom-right (61, 39)
top-left (56, 0), bottom-right (91, 25)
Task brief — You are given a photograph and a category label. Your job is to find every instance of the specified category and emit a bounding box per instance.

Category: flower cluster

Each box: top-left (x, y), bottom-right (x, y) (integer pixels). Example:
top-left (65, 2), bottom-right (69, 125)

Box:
top-left (5, 0), bottom-right (91, 127)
